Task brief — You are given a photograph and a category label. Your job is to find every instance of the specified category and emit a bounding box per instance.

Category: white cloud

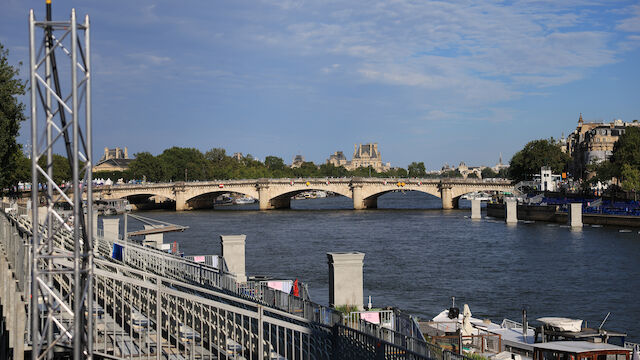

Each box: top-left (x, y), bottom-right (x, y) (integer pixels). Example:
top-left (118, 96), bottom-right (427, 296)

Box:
top-left (127, 53), bottom-right (172, 66)
top-left (252, 0), bottom-right (633, 102)
top-left (616, 5), bottom-right (640, 32)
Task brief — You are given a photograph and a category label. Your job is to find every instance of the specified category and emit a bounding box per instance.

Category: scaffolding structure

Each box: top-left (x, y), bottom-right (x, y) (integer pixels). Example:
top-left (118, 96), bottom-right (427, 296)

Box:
top-left (29, 4), bottom-right (93, 359)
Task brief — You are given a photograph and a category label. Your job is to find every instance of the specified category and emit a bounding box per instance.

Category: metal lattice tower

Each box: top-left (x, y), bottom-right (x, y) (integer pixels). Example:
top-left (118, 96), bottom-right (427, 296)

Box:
top-left (29, 3), bottom-right (93, 359)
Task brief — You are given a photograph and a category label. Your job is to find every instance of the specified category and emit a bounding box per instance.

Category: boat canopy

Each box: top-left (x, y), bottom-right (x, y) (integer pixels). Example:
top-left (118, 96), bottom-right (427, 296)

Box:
top-left (537, 317), bottom-right (583, 332)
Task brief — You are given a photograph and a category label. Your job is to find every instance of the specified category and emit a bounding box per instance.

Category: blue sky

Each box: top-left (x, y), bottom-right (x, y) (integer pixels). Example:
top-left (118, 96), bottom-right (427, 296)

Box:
top-left (1, 0), bottom-right (639, 170)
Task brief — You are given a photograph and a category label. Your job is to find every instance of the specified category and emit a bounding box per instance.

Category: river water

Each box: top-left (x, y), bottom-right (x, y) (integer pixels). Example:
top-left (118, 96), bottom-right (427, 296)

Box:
top-left (107, 191), bottom-right (640, 342)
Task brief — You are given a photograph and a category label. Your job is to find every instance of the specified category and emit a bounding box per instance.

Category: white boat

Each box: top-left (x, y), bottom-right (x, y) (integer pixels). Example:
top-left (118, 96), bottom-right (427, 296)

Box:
top-left (233, 196), bottom-right (256, 205)
top-left (426, 302), bottom-right (632, 360)
top-left (461, 191), bottom-right (492, 201)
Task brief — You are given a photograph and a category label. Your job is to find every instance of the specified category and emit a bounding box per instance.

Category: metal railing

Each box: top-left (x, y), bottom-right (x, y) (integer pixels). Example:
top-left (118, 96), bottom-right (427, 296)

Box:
top-left (2, 206), bottom-right (446, 359)
top-left (333, 324), bottom-right (444, 360)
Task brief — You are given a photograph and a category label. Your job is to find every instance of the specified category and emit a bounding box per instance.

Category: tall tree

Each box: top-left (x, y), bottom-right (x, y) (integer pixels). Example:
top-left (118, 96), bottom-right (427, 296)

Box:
top-left (129, 152), bottom-right (164, 182)
top-left (508, 138), bottom-right (570, 182)
top-left (157, 147), bottom-right (208, 181)
top-left (609, 127), bottom-right (640, 180)
top-left (620, 164), bottom-right (640, 192)
top-left (407, 162), bottom-right (426, 177)
top-left (0, 43), bottom-right (27, 190)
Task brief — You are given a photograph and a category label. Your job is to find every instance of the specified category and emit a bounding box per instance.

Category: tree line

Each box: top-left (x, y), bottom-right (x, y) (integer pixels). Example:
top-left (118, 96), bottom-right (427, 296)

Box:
top-left (508, 128), bottom-right (640, 192)
top-left (101, 148), bottom-right (436, 183)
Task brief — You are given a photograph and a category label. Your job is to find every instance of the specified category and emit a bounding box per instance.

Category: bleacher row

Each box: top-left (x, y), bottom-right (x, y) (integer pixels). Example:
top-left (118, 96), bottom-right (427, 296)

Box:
top-left (2, 207), bottom-right (442, 359)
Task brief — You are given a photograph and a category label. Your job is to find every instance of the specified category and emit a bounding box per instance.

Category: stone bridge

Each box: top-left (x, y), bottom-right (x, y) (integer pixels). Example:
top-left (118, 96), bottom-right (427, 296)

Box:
top-left (95, 178), bottom-right (514, 211)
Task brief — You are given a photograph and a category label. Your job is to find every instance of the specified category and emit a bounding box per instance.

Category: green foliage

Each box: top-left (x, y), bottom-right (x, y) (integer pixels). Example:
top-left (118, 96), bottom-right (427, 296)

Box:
top-left (407, 162), bottom-right (426, 177)
top-left (0, 43), bottom-right (27, 190)
top-left (382, 167), bottom-right (408, 178)
top-left (129, 152), bottom-right (164, 182)
top-left (481, 167), bottom-right (498, 178)
top-left (621, 164), bottom-right (640, 191)
top-left (37, 154), bottom-right (72, 184)
top-left (334, 304), bottom-right (359, 315)
top-left (11, 149), bottom-right (30, 184)
top-left (158, 147), bottom-right (209, 181)
top-left (609, 127), bottom-right (640, 181)
top-left (114, 146), bottom-right (452, 182)
top-left (508, 138), bottom-right (570, 182)
top-left (439, 169), bottom-right (463, 178)
top-left (468, 353), bottom-right (489, 360)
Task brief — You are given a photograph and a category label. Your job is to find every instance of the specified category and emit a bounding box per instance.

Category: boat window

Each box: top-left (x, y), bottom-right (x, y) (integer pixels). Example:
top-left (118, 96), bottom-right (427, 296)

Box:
top-left (581, 357), bottom-right (591, 360)
top-left (616, 355), bottom-right (626, 360)
top-left (597, 355), bottom-right (607, 360)
top-left (606, 355), bottom-right (616, 360)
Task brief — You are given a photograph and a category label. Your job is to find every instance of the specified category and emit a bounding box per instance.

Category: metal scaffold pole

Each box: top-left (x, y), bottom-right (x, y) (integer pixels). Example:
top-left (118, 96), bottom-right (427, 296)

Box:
top-left (29, 2), bottom-right (93, 358)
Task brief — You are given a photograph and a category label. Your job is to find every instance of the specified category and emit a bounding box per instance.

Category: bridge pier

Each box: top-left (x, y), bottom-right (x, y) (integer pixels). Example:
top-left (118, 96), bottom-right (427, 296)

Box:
top-left (440, 187), bottom-right (461, 209)
top-left (352, 185), bottom-right (377, 210)
top-left (258, 184), bottom-right (291, 210)
top-left (175, 190), bottom-right (191, 211)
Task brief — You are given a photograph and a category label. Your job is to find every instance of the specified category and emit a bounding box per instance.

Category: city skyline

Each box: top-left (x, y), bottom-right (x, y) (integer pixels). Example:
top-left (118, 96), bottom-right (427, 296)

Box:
top-left (1, 0), bottom-right (639, 168)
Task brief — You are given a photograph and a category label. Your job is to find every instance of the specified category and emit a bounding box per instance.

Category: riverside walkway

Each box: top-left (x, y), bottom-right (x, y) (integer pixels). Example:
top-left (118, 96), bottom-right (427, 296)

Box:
top-left (0, 203), bottom-right (467, 359)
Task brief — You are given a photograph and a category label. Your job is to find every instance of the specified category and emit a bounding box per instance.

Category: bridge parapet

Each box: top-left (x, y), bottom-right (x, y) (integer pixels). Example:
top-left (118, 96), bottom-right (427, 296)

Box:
top-left (95, 178), bottom-right (514, 211)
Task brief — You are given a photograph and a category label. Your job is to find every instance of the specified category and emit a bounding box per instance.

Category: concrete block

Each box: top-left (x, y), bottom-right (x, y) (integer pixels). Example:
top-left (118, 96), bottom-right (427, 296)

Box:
top-left (471, 199), bottom-right (481, 219)
top-left (569, 203), bottom-right (582, 228)
top-left (102, 218), bottom-right (120, 240)
top-left (144, 224), bottom-right (164, 248)
top-left (84, 210), bottom-right (98, 239)
top-left (220, 234), bottom-right (246, 283)
top-left (327, 252), bottom-right (365, 310)
top-left (37, 206), bottom-right (48, 225)
top-left (505, 200), bottom-right (517, 224)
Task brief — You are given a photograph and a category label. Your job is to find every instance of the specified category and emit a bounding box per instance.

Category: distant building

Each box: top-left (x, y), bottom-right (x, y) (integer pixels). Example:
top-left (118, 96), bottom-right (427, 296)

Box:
top-left (93, 147), bottom-right (133, 173)
top-left (566, 114), bottom-right (640, 176)
top-left (291, 154), bottom-right (305, 168)
top-left (456, 161), bottom-right (483, 179)
top-left (326, 143), bottom-right (390, 172)
top-left (232, 152), bottom-right (243, 161)
top-left (326, 151), bottom-right (349, 167)
top-left (491, 153), bottom-right (510, 173)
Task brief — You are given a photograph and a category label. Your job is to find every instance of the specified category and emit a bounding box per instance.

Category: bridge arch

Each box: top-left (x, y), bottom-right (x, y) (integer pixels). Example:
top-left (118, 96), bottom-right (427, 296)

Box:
top-left (354, 183), bottom-right (442, 209)
top-left (259, 183), bottom-right (353, 210)
top-left (183, 189), bottom-right (260, 210)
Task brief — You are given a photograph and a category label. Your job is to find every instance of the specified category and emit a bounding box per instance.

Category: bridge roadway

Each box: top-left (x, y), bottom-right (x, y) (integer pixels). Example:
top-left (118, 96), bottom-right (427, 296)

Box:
top-left (96, 178), bottom-right (514, 211)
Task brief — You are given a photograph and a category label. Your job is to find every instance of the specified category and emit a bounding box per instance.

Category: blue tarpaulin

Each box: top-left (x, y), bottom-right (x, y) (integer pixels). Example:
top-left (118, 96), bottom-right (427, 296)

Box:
top-left (112, 243), bottom-right (124, 261)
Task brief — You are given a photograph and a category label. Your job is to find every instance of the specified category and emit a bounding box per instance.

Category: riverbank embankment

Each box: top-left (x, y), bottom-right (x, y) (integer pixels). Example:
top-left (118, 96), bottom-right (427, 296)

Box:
top-left (487, 203), bottom-right (640, 227)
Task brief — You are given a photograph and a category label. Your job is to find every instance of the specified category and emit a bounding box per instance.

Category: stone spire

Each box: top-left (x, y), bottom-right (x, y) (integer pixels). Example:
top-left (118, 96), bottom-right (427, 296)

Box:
top-left (578, 113), bottom-right (583, 124)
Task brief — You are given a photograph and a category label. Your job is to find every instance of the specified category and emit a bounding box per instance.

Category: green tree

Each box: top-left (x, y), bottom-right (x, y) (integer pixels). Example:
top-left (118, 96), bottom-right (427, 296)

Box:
top-left (481, 167), bottom-right (498, 178)
top-left (318, 163), bottom-right (348, 177)
top-left (37, 154), bottom-right (71, 184)
top-left (383, 167), bottom-right (408, 178)
top-left (508, 138), bottom-right (570, 182)
top-left (407, 162), bottom-right (426, 177)
top-left (129, 152), bottom-right (164, 182)
top-left (620, 163), bottom-right (640, 191)
top-left (264, 156), bottom-right (285, 171)
top-left (609, 127), bottom-right (640, 179)
top-left (157, 147), bottom-right (208, 181)
top-left (11, 149), bottom-right (31, 185)
top-left (292, 162), bottom-right (319, 178)
top-left (0, 43), bottom-right (27, 190)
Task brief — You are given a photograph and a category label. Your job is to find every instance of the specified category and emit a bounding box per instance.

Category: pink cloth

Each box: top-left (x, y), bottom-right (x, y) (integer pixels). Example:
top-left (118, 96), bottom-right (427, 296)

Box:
top-left (361, 312), bottom-right (380, 324)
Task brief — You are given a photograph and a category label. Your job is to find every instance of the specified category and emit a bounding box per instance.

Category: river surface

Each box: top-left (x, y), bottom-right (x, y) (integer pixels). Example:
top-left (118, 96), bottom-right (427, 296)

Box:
top-left (105, 191), bottom-right (640, 342)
